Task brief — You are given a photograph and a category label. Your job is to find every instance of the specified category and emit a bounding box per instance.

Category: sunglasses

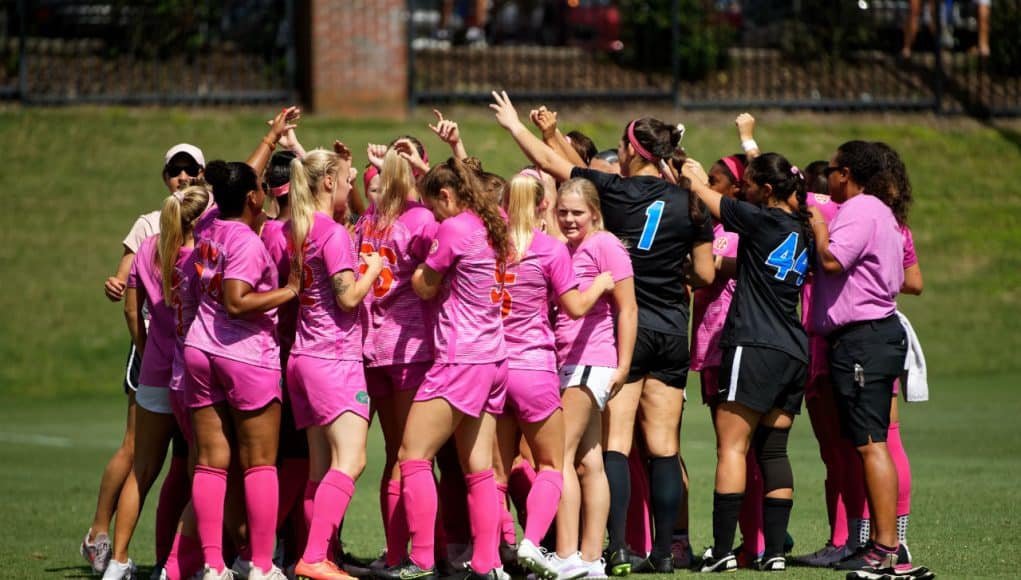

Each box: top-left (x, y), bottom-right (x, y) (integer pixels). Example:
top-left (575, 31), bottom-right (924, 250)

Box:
top-left (824, 166), bottom-right (844, 177)
top-left (165, 163), bottom-right (202, 178)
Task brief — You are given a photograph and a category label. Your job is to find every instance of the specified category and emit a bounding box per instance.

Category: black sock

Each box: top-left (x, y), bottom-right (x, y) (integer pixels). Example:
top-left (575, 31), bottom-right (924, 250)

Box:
top-left (604, 450), bottom-right (631, 552)
top-left (648, 455), bottom-right (683, 559)
top-left (712, 492), bottom-right (744, 558)
top-left (763, 497), bottom-right (794, 558)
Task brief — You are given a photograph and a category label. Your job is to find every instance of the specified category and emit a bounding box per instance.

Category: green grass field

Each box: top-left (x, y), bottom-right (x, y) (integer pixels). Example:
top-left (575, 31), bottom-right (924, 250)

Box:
top-left (1, 106), bottom-right (1020, 578)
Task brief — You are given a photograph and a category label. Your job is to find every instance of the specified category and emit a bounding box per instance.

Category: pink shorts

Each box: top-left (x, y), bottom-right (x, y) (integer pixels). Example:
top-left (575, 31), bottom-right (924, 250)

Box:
top-left (168, 387), bottom-right (194, 444)
top-left (503, 368), bottom-right (561, 423)
top-left (286, 354), bottom-right (370, 429)
top-left (366, 361), bottom-right (432, 399)
top-left (415, 360), bottom-right (508, 418)
top-left (700, 367), bottom-right (720, 406)
top-left (183, 346), bottom-right (281, 411)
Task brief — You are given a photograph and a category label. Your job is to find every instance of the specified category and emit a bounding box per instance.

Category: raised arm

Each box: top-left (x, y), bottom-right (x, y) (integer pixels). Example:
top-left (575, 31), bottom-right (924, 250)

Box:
top-left (681, 158), bottom-right (723, 219)
top-left (428, 109), bottom-right (469, 160)
top-left (490, 91), bottom-right (577, 182)
top-left (736, 113), bottom-right (761, 160)
top-left (808, 206), bottom-right (844, 275)
top-left (531, 106), bottom-right (587, 168)
top-left (247, 106), bottom-right (300, 176)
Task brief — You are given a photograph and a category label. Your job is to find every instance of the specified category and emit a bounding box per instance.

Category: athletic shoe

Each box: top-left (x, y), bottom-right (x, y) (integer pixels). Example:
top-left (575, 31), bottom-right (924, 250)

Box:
top-left (581, 558), bottom-right (608, 580)
top-left (375, 560), bottom-right (437, 580)
top-left (548, 553), bottom-right (588, 580)
top-left (517, 539), bottom-right (557, 580)
top-left (754, 556), bottom-right (785, 572)
top-left (630, 553), bottom-right (672, 575)
top-left (834, 542), bottom-right (932, 578)
top-left (232, 558), bottom-right (253, 579)
top-left (250, 564), bottom-right (289, 580)
top-left (791, 543), bottom-right (849, 567)
top-left (845, 569), bottom-right (936, 580)
top-left (294, 559), bottom-right (352, 579)
top-left (82, 529), bottom-right (114, 574)
top-left (202, 566), bottom-right (236, 580)
top-left (102, 558), bottom-right (137, 580)
top-left (670, 537), bottom-right (693, 569)
top-left (696, 548), bottom-right (737, 573)
top-left (834, 543), bottom-right (896, 571)
top-left (368, 552), bottom-right (387, 573)
top-left (602, 547), bottom-right (634, 577)
top-left (150, 562), bottom-right (167, 580)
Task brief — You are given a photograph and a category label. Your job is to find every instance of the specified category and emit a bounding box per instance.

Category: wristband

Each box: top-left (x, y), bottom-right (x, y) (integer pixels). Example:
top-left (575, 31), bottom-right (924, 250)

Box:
top-left (741, 139), bottom-right (758, 152)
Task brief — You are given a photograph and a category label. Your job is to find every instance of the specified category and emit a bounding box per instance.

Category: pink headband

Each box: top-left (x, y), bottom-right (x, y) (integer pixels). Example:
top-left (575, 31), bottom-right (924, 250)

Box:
top-left (721, 155), bottom-right (745, 183)
top-left (627, 120), bottom-right (656, 162)
top-left (270, 183), bottom-right (290, 197)
top-left (517, 167), bottom-right (543, 181)
top-left (363, 165), bottom-right (380, 193)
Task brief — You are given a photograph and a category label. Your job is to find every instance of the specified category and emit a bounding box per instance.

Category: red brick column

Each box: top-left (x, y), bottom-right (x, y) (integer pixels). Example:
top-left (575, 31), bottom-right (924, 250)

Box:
top-left (309, 0), bottom-right (408, 119)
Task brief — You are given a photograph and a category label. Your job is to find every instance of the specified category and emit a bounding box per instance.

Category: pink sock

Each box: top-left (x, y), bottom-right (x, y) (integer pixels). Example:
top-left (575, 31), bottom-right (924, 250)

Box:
top-left (465, 469), bottom-right (501, 574)
top-left (164, 531), bottom-right (204, 580)
top-left (523, 469), bottom-right (563, 544)
top-left (192, 465), bottom-right (228, 572)
top-left (508, 462), bottom-right (536, 528)
top-left (496, 482), bottom-right (517, 545)
top-left (625, 447), bottom-right (652, 555)
top-left (385, 479), bottom-right (410, 566)
top-left (303, 479), bottom-right (320, 534)
top-left (277, 458), bottom-right (309, 528)
top-left (302, 470), bottom-right (355, 564)
top-left (401, 459), bottom-right (437, 570)
top-left (155, 456), bottom-right (191, 563)
top-left (887, 421), bottom-right (911, 517)
top-left (244, 466), bottom-right (279, 572)
top-left (739, 452), bottom-right (765, 557)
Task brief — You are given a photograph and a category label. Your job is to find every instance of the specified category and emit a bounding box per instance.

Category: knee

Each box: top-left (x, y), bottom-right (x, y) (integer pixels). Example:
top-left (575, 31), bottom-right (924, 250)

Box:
top-left (340, 452), bottom-right (367, 480)
top-left (752, 426), bottom-right (793, 493)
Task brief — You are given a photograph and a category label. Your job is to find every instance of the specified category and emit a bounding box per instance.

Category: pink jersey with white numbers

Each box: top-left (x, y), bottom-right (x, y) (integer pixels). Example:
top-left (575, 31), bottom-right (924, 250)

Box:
top-left (357, 202), bottom-right (439, 366)
top-left (288, 213), bottom-right (363, 361)
top-left (690, 222), bottom-right (739, 371)
top-left (128, 235), bottom-right (181, 387)
top-left (185, 218), bottom-right (280, 369)
top-left (424, 210), bottom-right (506, 364)
top-left (555, 231), bottom-right (634, 368)
top-left (502, 230), bottom-right (578, 372)
top-left (169, 247), bottom-right (200, 393)
top-left (261, 219), bottom-right (297, 360)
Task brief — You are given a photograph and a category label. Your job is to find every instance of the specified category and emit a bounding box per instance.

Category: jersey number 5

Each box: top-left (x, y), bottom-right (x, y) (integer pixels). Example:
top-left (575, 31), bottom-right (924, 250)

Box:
top-left (765, 232), bottom-right (808, 285)
top-left (637, 200), bottom-right (665, 251)
top-left (490, 267), bottom-right (517, 319)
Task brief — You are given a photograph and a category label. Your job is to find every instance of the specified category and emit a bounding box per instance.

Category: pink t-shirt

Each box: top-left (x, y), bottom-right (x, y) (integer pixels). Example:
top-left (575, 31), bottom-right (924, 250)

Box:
top-left (261, 219), bottom-right (297, 359)
top-left (502, 230), bottom-right (578, 372)
top-left (357, 202), bottom-right (439, 366)
top-left (169, 247), bottom-right (200, 392)
top-left (690, 222), bottom-right (739, 371)
top-left (128, 235), bottom-right (180, 387)
top-left (811, 194), bottom-right (904, 336)
top-left (901, 225), bottom-right (917, 269)
top-left (288, 213), bottom-right (363, 361)
top-left (801, 193), bottom-right (842, 332)
top-left (555, 231), bottom-right (634, 368)
top-left (424, 210), bottom-right (506, 364)
top-left (185, 219), bottom-right (281, 369)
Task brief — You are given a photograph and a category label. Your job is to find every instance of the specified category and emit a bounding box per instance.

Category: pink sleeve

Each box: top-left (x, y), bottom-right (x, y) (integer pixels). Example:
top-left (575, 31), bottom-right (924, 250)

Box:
top-left (323, 225), bottom-right (356, 276)
top-left (224, 236), bottom-right (270, 287)
top-left (597, 234), bottom-right (634, 282)
top-left (546, 241), bottom-right (578, 297)
top-left (713, 231), bottom-right (739, 259)
top-left (410, 218), bottom-right (439, 263)
top-left (127, 257), bottom-right (139, 288)
top-left (424, 218), bottom-right (463, 274)
top-left (901, 226), bottom-right (918, 269)
top-left (827, 205), bottom-right (873, 270)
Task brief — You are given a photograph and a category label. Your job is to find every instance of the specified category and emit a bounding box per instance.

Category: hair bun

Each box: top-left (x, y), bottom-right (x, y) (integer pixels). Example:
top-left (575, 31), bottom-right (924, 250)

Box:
top-left (203, 160), bottom-right (230, 190)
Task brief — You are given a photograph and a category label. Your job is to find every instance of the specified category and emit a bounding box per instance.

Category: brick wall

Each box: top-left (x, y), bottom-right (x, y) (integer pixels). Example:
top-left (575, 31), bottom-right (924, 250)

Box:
top-left (309, 0), bottom-right (407, 119)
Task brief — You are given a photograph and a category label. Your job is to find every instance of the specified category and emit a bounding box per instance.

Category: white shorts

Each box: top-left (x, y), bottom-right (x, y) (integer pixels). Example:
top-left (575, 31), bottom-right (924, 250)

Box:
top-left (136, 385), bottom-right (173, 414)
top-left (559, 364), bottom-right (615, 410)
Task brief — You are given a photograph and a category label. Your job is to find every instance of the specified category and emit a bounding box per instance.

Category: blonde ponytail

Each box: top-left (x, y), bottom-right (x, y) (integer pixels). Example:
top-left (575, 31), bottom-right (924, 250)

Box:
top-left (377, 148), bottom-right (413, 229)
top-left (159, 185), bottom-right (210, 298)
top-left (506, 175), bottom-right (543, 262)
top-left (289, 149), bottom-right (340, 263)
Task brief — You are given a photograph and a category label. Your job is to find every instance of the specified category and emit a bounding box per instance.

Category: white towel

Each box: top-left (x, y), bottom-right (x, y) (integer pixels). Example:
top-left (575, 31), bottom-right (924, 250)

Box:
top-left (896, 311), bottom-right (928, 402)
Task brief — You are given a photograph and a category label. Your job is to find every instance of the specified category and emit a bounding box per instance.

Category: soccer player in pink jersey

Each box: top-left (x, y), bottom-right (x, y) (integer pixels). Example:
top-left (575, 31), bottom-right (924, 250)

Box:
top-left (378, 157), bottom-right (510, 580)
top-left (356, 145), bottom-right (440, 569)
top-left (494, 175), bottom-right (616, 579)
top-left (276, 148), bottom-right (384, 580)
top-left (183, 159), bottom-right (301, 580)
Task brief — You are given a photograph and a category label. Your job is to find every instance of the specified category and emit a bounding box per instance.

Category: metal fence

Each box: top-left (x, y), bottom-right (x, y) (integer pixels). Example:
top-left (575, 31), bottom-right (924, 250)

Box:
top-left (0, 0), bottom-right (296, 105)
top-left (408, 0), bottom-right (1021, 117)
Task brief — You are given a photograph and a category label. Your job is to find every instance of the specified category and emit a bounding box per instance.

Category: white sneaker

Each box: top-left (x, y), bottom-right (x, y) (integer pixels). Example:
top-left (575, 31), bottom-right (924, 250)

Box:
top-left (248, 564), bottom-right (287, 580)
top-left (581, 558), bottom-right (607, 580)
top-left (494, 567), bottom-right (511, 580)
top-left (231, 557), bottom-right (252, 579)
top-left (697, 548), bottom-right (737, 573)
top-left (517, 539), bottom-right (556, 580)
top-left (202, 566), bottom-right (235, 580)
top-left (550, 553), bottom-right (587, 580)
top-left (102, 558), bottom-right (137, 580)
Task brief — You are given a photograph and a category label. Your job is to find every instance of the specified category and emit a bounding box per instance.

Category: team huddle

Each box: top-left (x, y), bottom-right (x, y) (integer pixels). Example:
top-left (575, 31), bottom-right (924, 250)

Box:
top-left (80, 94), bottom-right (932, 580)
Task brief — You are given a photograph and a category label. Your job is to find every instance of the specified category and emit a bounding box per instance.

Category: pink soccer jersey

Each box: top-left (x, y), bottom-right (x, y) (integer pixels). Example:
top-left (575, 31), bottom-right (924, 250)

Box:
top-left (185, 218), bottom-right (281, 369)
top-left (288, 212), bottom-right (363, 361)
top-left (690, 222), bottom-right (739, 371)
top-left (901, 225), bottom-right (917, 269)
top-left (169, 246), bottom-right (200, 393)
top-left (357, 202), bottom-right (439, 366)
top-left (424, 210), bottom-right (506, 364)
top-left (502, 230), bottom-right (578, 372)
top-left (554, 231), bottom-right (634, 368)
top-left (261, 218), bottom-right (297, 359)
top-left (128, 235), bottom-right (183, 387)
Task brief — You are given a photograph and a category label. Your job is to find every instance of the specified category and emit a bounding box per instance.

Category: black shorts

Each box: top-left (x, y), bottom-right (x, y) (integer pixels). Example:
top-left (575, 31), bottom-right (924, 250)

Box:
top-left (627, 327), bottom-right (690, 388)
top-left (122, 342), bottom-right (141, 395)
top-left (828, 316), bottom-right (907, 447)
top-left (717, 345), bottom-right (806, 415)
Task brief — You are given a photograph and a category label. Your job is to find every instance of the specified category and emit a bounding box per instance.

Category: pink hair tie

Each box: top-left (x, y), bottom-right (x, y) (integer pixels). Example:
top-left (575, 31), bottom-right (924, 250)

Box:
top-left (721, 155), bottom-right (745, 183)
top-left (270, 183), bottom-right (290, 197)
top-left (363, 165), bottom-right (380, 193)
top-left (627, 119), bottom-right (656, 162)
top-left (790, 165), bottom-right (802, 178)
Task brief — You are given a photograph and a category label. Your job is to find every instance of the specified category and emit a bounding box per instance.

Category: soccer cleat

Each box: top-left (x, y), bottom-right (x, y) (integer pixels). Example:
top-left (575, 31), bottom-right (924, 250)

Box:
top-left (294, 559), bottom-right (352, 579)
top-left (102, 558), bottom-right (137, 580)
top-left (629, 553), bottom-right (672, 575)
top-left (150, 561), bottom-right (166, 580)
top-left (249, 564), bottom-right (288, 580)
top-left (602, 547), bottom-right (635, 577)
top-left (755, 556), bottom-right (786, 572)
top-left (670, 537), bottom-right (693, 569)
top-left (517, 539), bottom-right (557, 580)
top-left (696, 548), bottom-right (737, 573)
top-left (375, 560), bottom-right (437, 580)
top-left (232, 558), bottom-right (253, 579)
top-left (581, 557), bottom-right (608, 580)
top-left (201, 566), bottom-right (236, 580)
top-left (82, 529), bottom-right (114, 574)
top-left (791, 543), bottom-right (849, 567)
top-left (548, 553), bottom-right (588, 580)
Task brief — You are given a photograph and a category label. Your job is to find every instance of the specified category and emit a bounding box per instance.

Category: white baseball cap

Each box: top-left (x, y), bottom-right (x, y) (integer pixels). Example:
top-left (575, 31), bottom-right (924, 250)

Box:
top-left (164, 143), bottom-right (205, 167)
